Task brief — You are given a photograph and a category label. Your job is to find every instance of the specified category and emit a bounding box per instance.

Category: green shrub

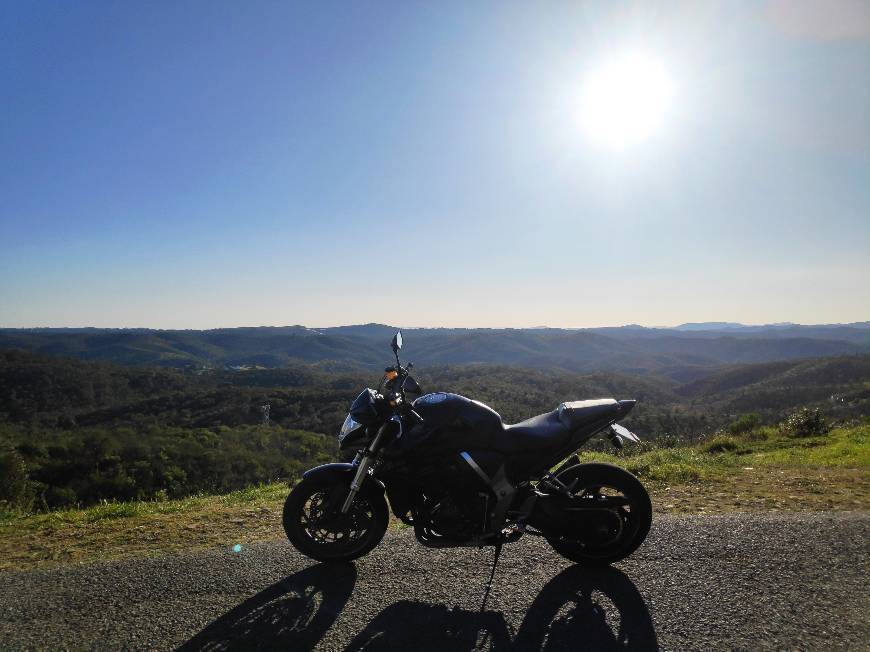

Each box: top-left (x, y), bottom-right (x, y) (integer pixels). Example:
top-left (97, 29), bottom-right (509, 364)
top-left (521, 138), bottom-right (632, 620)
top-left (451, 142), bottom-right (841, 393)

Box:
top-left (783, 408), bottom-right (829, 438)
top-left (745, 427), bottom-right (773, 442)
top-left (726, 414), bottom-right (761, 436)
top-left (0, 439), bottom-right (32, 511)
top-left (654, 434), bottom-right (682, 449)
top-left (701, 435), bottom-right (740, 454)
top-left (5, 424), bottom-right (335, 511)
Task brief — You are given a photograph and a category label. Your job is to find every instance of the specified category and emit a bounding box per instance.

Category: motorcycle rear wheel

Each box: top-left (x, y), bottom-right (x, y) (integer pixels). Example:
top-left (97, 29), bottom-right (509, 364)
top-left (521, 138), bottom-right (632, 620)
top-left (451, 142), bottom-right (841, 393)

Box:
top-left (546, 462), bottom-right (652, 567)
top-left (283, 475), bottom-right (388, 563)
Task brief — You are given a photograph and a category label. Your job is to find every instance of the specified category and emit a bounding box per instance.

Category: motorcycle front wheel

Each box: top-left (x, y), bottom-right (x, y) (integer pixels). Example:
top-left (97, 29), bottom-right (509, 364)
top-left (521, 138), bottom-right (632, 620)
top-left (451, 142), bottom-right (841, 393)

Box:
top-left (545, 462), bottom-right (652, 567)
top-left (283, 475), bottom-right (388, 563)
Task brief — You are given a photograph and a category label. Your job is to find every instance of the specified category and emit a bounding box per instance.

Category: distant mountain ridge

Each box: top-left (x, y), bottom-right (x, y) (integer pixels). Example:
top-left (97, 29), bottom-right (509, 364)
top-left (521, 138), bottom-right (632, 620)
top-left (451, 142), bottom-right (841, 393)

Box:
top-left (1, 322), bottom-right (869, 378)
top-left (672, 322), bottom-right (796, 331)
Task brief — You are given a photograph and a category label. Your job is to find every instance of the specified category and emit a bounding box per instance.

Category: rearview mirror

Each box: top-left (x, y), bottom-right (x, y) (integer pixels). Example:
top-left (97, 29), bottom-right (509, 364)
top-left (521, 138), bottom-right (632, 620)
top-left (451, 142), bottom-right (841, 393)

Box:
top-left (391, 331), bottom-right (403, 353)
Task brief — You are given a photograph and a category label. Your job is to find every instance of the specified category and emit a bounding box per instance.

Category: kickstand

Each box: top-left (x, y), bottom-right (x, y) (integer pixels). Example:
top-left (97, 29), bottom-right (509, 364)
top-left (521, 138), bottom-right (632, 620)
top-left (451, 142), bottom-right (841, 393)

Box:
top-left (479, 542), bottom-right (503, 612)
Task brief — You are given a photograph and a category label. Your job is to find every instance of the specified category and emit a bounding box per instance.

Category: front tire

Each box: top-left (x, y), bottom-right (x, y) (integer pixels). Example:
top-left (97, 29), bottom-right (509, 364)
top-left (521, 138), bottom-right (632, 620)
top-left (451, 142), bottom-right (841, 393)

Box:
top-left (546, 462), bottom-right (652, 567)
top-left (283, 475), bottom-right (388, 563)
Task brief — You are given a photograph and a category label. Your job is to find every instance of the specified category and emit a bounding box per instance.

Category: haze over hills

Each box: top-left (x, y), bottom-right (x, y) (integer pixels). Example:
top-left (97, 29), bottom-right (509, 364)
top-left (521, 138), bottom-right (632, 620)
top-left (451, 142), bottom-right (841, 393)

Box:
top-left (1, 322), bottom-right (869, 379)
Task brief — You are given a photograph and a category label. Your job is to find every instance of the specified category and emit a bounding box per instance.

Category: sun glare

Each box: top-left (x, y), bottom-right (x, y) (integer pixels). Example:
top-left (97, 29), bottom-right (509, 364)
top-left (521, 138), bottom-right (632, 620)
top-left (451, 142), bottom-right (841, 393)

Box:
top-left (579, 53), bottom-right (675, 148)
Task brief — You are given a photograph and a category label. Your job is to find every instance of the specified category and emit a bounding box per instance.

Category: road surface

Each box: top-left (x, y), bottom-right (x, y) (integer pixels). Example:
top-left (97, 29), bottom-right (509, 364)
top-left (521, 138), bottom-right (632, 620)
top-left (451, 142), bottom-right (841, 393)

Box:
top-left (1, 512), bottom-right (867, 650)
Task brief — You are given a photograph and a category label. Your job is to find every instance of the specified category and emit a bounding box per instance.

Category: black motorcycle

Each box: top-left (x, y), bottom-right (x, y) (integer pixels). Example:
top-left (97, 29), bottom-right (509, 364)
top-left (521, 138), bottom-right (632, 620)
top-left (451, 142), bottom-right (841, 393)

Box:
top-left (283, 331), bottom-right (651, 567)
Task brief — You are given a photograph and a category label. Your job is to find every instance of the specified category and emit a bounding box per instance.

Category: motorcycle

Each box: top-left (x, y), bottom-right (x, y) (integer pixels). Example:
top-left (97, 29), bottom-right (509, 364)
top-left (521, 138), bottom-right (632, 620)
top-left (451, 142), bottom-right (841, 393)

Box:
top-left (283, 331), bottom-right (652, 567)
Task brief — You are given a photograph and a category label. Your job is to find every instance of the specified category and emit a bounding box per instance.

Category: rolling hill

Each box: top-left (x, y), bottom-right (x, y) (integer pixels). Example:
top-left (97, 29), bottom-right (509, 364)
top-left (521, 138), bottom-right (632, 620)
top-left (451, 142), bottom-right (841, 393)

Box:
top-left (1, 322), bottom-right (868, 377)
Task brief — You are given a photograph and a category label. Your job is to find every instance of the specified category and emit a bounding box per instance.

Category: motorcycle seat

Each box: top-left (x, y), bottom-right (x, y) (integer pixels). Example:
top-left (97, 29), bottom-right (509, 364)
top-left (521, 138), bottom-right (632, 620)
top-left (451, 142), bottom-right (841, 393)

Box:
top-left (500, 399), bottom-right (625, 453)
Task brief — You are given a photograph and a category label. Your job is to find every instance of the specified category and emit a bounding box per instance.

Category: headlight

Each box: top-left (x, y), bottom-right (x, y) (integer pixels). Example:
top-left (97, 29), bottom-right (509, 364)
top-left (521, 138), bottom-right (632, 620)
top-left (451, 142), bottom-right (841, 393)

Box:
top-left (339, 413), bottom-right (362, 442)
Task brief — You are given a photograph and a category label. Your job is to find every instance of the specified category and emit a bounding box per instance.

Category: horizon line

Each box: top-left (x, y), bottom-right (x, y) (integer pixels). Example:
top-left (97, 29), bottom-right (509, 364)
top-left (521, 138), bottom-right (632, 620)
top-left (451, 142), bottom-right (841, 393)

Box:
top-left (2, 320), bottom-right (869, 332)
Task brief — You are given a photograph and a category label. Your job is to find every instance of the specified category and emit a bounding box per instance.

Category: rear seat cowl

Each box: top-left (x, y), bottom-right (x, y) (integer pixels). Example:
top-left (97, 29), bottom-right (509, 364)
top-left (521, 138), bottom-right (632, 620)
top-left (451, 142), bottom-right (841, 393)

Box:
top-left (557, 398), bottom-right (619, 428)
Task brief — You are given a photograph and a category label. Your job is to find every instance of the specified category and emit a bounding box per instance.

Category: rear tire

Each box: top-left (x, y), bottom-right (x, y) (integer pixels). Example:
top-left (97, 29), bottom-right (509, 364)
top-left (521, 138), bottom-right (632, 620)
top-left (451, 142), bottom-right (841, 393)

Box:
top-left (546, 462), bottom-right (652, 567)
top-left (283, 475), bottom-right (388, 563)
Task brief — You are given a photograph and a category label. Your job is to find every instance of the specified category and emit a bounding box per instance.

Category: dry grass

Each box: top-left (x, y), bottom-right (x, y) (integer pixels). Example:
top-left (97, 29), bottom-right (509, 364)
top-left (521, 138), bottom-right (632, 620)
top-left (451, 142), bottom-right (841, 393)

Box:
top-left (647, 467), bottom-right (869, 515)
top-left (0, 484), bottom-right (291, 572)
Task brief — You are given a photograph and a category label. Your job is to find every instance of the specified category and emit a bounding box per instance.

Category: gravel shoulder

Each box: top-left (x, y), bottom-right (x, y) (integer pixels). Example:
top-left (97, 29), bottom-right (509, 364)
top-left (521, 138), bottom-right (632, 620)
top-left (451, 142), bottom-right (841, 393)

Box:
top-left (1, 511), bottom-right (868, 651)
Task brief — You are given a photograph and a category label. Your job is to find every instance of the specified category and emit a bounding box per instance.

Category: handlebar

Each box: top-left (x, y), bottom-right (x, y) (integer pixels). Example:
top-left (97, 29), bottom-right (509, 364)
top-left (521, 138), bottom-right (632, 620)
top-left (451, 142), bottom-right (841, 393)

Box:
top-left (379, 361), bottom-right (423, 427)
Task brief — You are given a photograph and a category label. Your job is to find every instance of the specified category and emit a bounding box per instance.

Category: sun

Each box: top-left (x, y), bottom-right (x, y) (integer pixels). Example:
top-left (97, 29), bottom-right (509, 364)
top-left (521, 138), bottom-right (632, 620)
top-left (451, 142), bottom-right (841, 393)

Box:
top-left (579, 53), bottom-right (675, 148)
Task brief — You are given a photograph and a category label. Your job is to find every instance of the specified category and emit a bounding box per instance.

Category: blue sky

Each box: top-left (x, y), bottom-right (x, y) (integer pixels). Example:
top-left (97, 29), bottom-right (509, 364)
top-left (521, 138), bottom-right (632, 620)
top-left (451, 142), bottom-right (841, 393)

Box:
top-left (2, 1), bottom-right (869, 328)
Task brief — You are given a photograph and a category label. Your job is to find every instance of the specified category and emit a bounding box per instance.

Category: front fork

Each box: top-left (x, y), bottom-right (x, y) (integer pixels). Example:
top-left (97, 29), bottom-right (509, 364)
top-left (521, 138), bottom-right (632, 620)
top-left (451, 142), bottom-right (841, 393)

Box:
top-left (340, 420), bottom-right (394, 513)
top-left (340, 452), bottom-right (373, 513)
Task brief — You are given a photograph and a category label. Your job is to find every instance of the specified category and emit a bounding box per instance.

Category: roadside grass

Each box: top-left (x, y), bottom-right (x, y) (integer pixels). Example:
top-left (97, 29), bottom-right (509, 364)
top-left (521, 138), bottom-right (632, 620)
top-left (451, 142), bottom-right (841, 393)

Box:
top-left (0, 483), bottom-right (289, 526)
top-left (0, 483), bottom-right (291, 572)
top-left (578, 421), bottom-right (869, 516)
top-left (578, 422), bottom-right (869, 480)
top-left (1, 422), bottom-right (867, 572)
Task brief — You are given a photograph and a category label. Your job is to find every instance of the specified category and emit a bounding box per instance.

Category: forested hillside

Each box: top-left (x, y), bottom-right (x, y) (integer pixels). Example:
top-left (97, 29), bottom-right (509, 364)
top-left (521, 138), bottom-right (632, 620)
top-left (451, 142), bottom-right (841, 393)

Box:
top-left (1, 349), bottom-right (868, 512)
top-left (2, 323), bottom-right (868, 375)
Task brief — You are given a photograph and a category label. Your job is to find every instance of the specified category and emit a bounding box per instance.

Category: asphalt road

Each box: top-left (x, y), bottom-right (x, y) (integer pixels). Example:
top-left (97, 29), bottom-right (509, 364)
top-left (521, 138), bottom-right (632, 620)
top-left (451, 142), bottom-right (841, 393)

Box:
top-left (1, 512), bottom-right (867, 651)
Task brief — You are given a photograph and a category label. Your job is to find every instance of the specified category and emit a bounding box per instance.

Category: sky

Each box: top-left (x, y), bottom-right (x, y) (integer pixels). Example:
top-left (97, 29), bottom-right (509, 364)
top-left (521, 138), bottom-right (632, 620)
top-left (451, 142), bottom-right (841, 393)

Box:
top-left (2, 0), bottom-right (869, 329)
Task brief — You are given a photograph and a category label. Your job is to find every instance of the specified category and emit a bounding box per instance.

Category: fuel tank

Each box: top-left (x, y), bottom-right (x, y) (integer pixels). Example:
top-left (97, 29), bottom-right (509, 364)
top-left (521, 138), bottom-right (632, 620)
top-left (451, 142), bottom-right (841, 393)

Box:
top-left (395, 392), bottom-right (505, 455)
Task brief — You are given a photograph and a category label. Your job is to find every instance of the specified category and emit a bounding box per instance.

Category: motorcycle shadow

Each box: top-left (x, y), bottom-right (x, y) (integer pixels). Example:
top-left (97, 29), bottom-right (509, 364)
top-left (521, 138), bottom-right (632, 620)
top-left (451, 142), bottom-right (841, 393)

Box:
top-left (344, 565), bottom-right (657, 652)
top-left (180, 563), bottom-right (656, 652)
top-left (512, 565), bottom-right (658, 651)
top-left (178, 562), bottom-right (357, 652)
